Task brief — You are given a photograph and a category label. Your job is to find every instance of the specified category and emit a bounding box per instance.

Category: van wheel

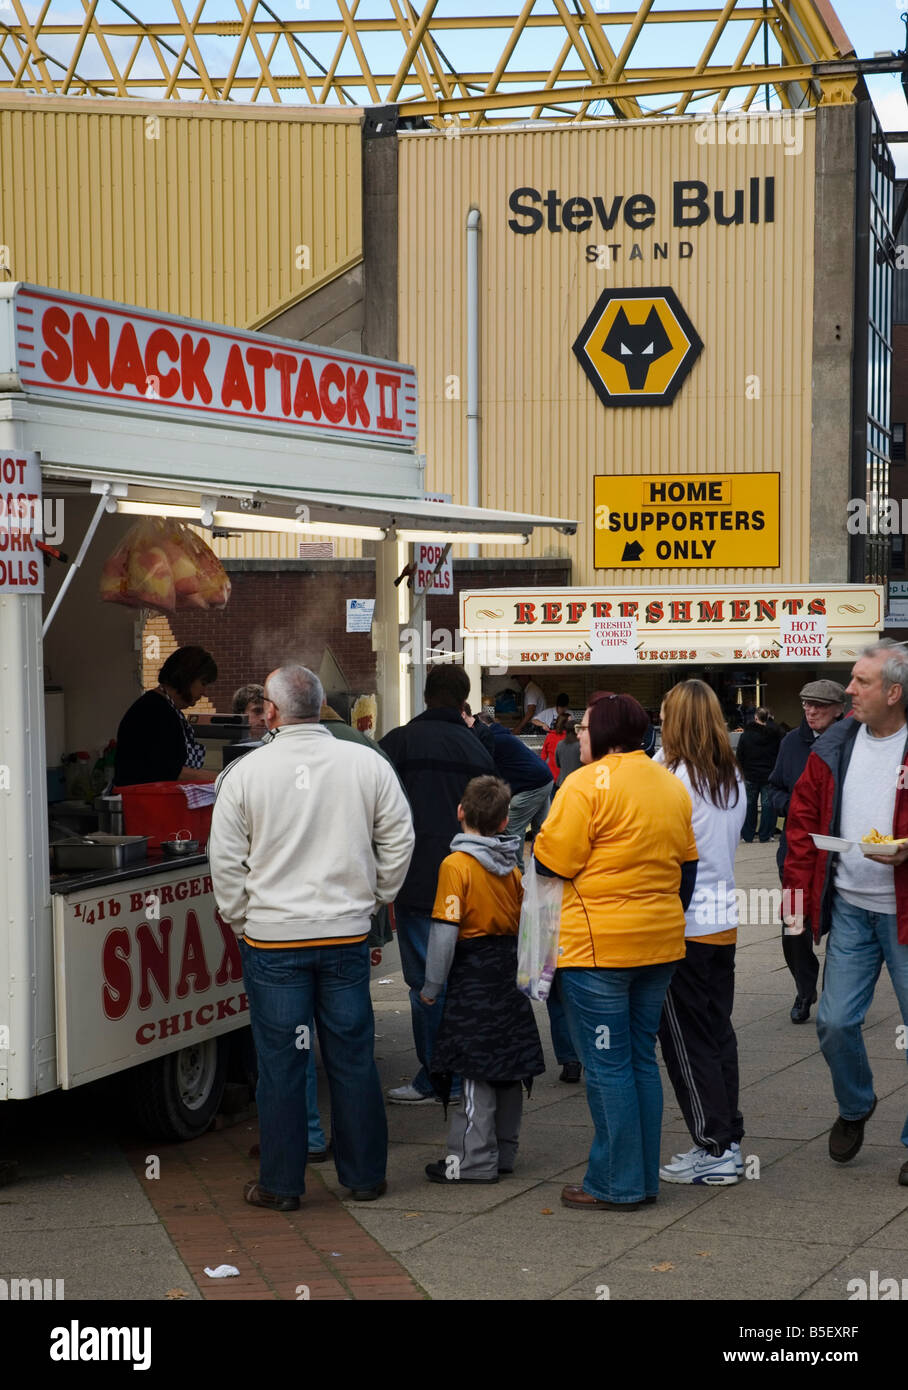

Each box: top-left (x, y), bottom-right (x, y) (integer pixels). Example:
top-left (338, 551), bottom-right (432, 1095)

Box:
top-left (129, 1037), bottom-right (228, 1141)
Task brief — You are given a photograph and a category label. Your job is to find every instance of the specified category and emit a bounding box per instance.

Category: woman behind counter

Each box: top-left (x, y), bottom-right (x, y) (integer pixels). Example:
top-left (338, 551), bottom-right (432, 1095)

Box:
top-left (114, 646), bottom-right (218, 786)
top-left (533, 693), bottom-right (698, 1211)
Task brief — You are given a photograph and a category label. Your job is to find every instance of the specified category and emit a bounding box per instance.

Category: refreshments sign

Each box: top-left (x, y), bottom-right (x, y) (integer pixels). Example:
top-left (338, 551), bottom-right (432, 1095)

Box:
top-left (460, 585), bottom-right (882, 666)
top-left (5, 284), bottom-right (418, 446)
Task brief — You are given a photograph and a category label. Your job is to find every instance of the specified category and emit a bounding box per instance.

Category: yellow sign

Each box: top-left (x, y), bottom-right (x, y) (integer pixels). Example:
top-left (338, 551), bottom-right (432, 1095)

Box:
top-left (593, 472), bottom-right (780, 570)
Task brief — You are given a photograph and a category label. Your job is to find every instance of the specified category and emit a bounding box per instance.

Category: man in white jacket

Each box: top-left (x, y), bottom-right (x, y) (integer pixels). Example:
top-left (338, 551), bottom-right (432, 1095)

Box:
top-left (209, 665), bottom-right (415, 1211)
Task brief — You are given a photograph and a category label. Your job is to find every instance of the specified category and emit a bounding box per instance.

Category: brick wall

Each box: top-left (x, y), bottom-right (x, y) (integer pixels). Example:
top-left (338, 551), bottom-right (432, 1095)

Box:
top-left (147, 558), bottom-right (570, 712)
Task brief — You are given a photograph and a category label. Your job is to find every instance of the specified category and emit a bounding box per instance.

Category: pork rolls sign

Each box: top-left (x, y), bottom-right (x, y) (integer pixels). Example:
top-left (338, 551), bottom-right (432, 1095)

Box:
top-left (5, 284), bottom-right (418, 445)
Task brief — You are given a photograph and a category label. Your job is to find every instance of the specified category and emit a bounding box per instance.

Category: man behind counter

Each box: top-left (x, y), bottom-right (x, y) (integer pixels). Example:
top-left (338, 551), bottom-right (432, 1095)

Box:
top-left (114, 645), bottom-right (218, 786)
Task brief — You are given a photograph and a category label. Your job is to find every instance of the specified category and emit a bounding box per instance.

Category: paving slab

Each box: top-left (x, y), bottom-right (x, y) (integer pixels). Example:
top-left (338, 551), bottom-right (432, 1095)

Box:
top-left (552, 1231), bottom-right (853, 1301)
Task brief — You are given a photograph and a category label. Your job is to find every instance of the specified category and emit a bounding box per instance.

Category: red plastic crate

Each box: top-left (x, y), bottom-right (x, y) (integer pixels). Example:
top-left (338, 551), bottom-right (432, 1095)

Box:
top-left (116, 781), bottom-right (213, 853)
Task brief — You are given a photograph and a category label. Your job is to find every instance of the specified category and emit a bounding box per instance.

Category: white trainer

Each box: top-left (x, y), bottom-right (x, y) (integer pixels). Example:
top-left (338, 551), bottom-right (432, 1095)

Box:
top-left (386, 1083), bottom-right (435, 1105)
top-left (671, 1141), bottom-right (745, 1177)
top-left (660, 1146), bottom-right (740, 1185)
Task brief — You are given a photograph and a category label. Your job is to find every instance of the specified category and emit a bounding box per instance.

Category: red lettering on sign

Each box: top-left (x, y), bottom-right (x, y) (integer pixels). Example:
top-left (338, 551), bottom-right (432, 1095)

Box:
top-left (698, 601), bottom-right (723, 622)
top-left (346, 367), bottom-right (370, 427)
top-left (102, 928), bottom-right (132, 1021)
top-left (145, 328), bottom-right (180, 398)
top-left (808, 599), bottom-right (826, 615)
top-left (591, 603), bottom-right (612, 618)
top-left (216, 997), bottom-right (237, 1020)
top-left (174, 909), bottom-right (212, 998)
top-left (137, 918), bottom-right (174, 1009)
top-left (221, 343), bottom-right (252, 409)
top-left (273, 352), bottom-right (297, 416)
top-left (214, 911), bottom-right (243, 986)
top-left (375, 372), bottom-right (402, 431)
top-left (646, 602), bottom-right (664, 623)
top-left (293, 358), bottom-right (322, 420)
top-left (245, 346), bottom-right (273, 412)
top-left (319, 362), bottom-right (346, 424)
top-left (180, 333), bottom-right (212, 403)
top-left (130, 893), bottom-right (144, 913)
top-left (73, 312), bottom-right (111, 389)
top-left (110, 321), bottom-right (146, 394)
top-left (41, 307), bottom-right (72, 381)
top-left (567, 602), bottom-right (587, 624)
top-left (515, 603), bottom-right (536, 624)
top-left (730, 600), bottom-right (750, 621)
top-left (136, 1023), bottom-right (156, 1045)
top-left (542, 603), bottom-right (562, 623)
top-left (196, 1003), bottom-right (215, 1026)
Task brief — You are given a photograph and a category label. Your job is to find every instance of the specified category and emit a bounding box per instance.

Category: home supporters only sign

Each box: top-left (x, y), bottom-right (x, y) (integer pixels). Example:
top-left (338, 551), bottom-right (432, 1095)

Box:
top-left (460, 585), bottom-right (883, 666)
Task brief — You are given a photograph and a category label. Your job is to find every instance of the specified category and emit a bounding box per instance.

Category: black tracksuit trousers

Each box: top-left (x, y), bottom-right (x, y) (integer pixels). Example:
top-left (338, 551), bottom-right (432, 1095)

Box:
top-left (658, 939), bottom-right (743, 1158)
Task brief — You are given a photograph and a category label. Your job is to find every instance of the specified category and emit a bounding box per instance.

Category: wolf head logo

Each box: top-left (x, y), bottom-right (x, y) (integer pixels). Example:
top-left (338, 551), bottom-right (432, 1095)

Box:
top-left (602, 306), bottom-right (673, 391)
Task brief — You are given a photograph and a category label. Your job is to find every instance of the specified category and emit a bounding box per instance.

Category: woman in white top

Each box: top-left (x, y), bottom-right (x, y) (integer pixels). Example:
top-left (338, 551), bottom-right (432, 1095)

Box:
top-left (654, 679), bottom-right (748, 1186)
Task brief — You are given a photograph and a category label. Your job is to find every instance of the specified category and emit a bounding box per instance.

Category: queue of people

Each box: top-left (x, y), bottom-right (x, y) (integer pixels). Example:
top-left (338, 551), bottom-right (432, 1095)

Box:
top-left (116, 644), bottom-right (908, 1208)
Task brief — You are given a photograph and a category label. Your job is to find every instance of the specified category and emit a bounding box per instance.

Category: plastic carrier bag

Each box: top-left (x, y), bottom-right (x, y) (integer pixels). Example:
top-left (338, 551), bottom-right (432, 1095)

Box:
top-left (99, 517), bottom-right (231, 614)
top-left (516, 857), bottom-right (563, 1002)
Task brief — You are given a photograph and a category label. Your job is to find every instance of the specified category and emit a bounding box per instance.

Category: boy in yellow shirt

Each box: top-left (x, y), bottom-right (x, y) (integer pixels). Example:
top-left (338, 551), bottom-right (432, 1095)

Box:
top-left (420, 776), bottom-right (545, 1183)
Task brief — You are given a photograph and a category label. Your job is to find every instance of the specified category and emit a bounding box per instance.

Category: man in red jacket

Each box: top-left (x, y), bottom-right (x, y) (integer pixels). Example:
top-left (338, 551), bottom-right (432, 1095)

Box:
top-left (783, 640), bottom-right (908, 1187)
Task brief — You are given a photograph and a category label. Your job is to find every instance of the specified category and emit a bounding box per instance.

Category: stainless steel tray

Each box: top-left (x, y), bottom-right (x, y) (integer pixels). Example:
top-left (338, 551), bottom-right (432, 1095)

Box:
top-left (51, 834), bottom-right (150, 871)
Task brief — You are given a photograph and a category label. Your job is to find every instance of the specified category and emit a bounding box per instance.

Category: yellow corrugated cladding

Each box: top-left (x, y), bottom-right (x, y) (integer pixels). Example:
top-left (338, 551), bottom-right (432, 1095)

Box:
top-left (398, 118), bottom-right (815, 587)
top-left (0, 94), bottom-right (361, 330)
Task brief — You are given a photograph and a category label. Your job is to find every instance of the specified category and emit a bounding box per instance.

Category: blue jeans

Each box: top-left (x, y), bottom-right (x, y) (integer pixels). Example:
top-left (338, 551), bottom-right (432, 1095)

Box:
top-left (240, 940), bottom-right (386, 1196)
top-left (546, 989), bottom-right (579, 1065)
top-left (304, 1018), bottom-right (328, 1152)
top-left (816, 896), bottom-right (908, 1146)
top-left (395, 908), bottom-right (460, 1098)
top-left (559, 962), bottom-right (677, 1203)
top-left (742, 781), bottom-right (775, 842)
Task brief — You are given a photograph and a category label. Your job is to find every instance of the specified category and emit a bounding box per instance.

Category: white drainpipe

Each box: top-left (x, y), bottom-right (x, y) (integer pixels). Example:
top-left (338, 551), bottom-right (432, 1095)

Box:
top-left (466, 207), bottom-right (481, 559)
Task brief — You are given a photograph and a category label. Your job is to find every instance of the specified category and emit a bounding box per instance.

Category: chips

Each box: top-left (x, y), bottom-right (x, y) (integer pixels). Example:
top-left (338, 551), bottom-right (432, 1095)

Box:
top-left (861, 829), bottom-right (907, 844)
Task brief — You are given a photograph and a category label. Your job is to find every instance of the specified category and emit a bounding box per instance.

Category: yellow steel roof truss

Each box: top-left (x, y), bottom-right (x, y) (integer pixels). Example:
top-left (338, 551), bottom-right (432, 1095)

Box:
top-left (0, 2), bottom-right (867, 117)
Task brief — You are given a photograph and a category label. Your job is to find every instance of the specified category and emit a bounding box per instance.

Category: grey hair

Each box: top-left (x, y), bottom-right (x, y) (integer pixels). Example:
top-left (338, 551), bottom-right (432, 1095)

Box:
top-left (859, 639), bottom-right (908, 701)
top-left (264, 666), bottom-right (324, 721)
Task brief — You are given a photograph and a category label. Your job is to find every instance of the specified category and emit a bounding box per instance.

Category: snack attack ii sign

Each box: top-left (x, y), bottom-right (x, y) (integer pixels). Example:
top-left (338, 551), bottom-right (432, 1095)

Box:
top-left (4, 284), bottom-right (418, 445)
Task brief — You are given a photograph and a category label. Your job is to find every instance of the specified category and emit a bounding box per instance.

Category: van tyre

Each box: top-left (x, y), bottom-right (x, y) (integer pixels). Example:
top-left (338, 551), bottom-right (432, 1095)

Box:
top-left (129, 1037), bottom-right (228, 1141)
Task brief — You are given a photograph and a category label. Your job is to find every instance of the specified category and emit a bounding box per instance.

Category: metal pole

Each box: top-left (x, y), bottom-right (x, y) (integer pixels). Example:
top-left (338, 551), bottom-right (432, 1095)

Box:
top-left (41, 486), bottom-right (111, 638)
top-left (466, 207), bottom-right (481, 560)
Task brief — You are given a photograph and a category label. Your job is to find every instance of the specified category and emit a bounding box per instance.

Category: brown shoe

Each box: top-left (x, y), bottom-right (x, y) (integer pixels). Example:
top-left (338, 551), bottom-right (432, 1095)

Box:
top-left (560, 1184), bottom-right (640, 1211)
top-left (243, 1180), bottom-right (300, 1212)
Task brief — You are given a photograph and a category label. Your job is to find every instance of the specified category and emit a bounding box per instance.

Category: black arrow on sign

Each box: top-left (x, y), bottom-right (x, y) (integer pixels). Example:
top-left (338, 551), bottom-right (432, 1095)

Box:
top-left (621, 541), bottom-right (644, 562)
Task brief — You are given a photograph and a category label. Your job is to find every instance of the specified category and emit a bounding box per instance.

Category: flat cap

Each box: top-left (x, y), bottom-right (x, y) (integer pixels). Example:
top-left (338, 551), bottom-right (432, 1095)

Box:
top-left (800, 679), bottom-right (847, 705)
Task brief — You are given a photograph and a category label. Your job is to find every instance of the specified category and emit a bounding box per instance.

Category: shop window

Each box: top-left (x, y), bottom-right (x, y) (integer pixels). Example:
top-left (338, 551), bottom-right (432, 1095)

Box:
top-left (894, 423), bottom-right (906, 462)
top-left (892, 534), bottom-right (905, 569)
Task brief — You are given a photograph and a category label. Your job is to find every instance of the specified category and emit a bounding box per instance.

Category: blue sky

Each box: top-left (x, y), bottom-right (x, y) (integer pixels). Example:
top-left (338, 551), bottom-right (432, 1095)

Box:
top-left (21, 2), bottom-right (908, 172)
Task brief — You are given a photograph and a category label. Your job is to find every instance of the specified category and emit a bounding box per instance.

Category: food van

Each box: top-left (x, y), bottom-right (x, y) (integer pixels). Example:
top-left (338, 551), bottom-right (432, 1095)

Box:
top-left (0, 284), bottom-right (572, 1140)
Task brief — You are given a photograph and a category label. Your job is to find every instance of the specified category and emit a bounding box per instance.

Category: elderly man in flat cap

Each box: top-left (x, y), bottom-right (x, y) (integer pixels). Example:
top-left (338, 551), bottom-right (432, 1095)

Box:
top-left (767, 679), bottom-right (847, 1023)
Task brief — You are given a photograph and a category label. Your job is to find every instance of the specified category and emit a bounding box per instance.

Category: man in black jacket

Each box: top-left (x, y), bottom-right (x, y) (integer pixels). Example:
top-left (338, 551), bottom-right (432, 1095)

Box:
top-left (767, 679), bottom-right (847, 1022)
top-left (379, 666), bottom-right (495, 1103)
top-left (736, 707), bottom-right (782, 843)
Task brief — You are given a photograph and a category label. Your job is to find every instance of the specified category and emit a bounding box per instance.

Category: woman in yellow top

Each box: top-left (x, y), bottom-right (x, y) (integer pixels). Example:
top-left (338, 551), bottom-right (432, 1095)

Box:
top-left (533, 693), bottom-right (698, 1211)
